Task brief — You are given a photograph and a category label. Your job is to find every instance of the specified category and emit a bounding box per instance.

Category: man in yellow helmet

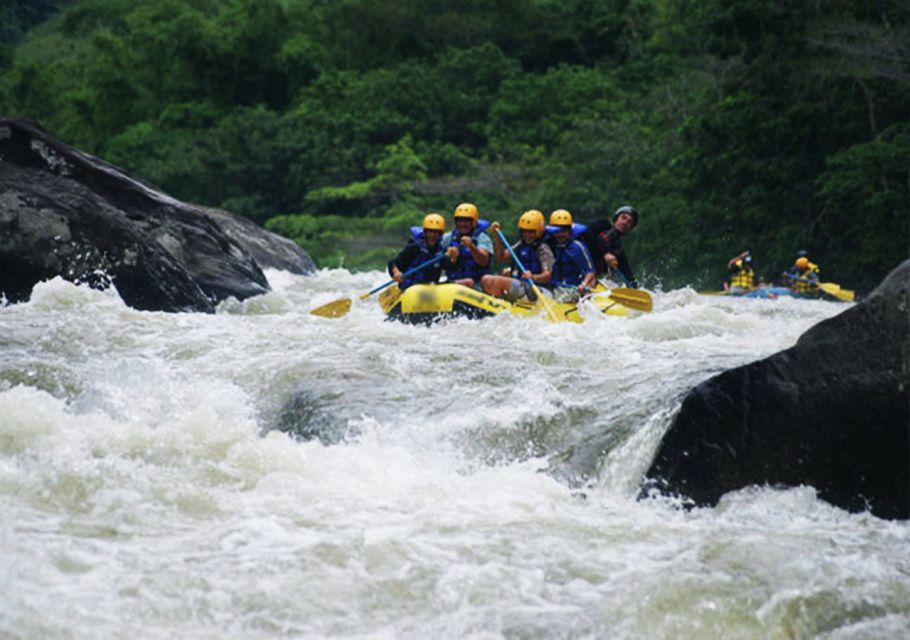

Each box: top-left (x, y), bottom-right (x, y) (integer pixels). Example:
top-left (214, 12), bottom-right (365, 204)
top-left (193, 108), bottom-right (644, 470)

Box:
top-left (388, 213), bottom-right (455, 290)
top-left (786, 256), bottom-right (819, 295)
top-left (481, 210), bottom-right (554, 301)
top-left (545, 209), bottom-right (596, 302)
top-left (783, 250), bottom-right (821, 289)
top-left (441, 202), bottom-right (493, 288)
top-left (726, 250), bottom-right (755, 292)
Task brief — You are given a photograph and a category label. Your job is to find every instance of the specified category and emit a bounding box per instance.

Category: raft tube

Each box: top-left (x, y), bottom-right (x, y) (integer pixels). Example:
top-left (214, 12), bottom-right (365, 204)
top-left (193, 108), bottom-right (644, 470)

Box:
top-left (378, 283), bottom-right (630, 325)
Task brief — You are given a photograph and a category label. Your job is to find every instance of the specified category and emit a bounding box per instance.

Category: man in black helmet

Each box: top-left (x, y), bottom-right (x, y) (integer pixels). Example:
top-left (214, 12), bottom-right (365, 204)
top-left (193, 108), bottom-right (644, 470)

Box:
top-left (578, 205), bottom-right (640, 288)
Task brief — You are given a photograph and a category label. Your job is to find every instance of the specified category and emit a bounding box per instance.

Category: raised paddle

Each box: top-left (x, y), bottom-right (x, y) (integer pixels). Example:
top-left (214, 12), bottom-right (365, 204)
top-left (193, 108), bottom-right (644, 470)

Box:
top-left (494, 228), bottom-right (559, 322)
top-left (310, 253), bottom-right (445, 318)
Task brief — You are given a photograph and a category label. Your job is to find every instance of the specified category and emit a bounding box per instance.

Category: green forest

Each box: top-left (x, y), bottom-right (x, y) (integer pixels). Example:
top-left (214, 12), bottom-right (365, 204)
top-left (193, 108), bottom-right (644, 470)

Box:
top-left (2, 0), bottom-right (908, 291)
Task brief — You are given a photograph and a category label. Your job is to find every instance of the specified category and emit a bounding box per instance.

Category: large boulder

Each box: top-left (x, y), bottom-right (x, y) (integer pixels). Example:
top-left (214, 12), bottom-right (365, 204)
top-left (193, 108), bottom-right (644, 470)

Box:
top-left (0, 117), bottom-right (314, 312)
top-left (642, 259), bottom-right (910, 520)
top-left (196, 206), bottom-right (316, 275)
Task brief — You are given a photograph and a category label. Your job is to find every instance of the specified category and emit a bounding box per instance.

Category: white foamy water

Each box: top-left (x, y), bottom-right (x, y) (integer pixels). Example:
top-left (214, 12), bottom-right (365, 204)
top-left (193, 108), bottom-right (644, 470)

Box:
top-left (0, 271), bottom-right (907, 639)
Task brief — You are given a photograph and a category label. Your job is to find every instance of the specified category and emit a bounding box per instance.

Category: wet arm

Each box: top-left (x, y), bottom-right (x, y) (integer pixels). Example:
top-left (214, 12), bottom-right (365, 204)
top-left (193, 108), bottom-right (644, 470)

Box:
top-left (533, 244), bottom-right (554, 285)
top-left (389, 243), bottom-right (420, 278)
top-left (469, 233), bottom-right (493, 267)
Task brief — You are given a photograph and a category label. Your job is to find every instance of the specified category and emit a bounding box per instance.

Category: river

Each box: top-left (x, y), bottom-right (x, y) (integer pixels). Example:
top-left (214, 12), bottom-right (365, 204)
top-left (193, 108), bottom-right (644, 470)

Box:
top-left (1, 270), bottom-right (907, 639)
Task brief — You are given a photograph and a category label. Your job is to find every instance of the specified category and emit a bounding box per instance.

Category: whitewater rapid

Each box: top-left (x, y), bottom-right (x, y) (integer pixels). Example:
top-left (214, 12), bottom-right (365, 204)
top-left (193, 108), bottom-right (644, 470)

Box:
top-left (1, 270), bottom-right (907, 639)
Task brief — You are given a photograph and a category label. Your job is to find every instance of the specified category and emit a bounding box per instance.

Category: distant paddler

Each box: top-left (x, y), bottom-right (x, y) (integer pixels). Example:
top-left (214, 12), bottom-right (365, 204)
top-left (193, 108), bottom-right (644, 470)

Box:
top-left (783, 253), bottom-right (854, 301)
top-left (442, 203), bottom-right (493, 290)
top-left (783, 251), bottom-right (820, 292)
top-left (481, 210), bottom-right (554, 302)
top-left (786, 256), bottom-right (820, 296)
top-left (726, 250), bottom-right (755, 293)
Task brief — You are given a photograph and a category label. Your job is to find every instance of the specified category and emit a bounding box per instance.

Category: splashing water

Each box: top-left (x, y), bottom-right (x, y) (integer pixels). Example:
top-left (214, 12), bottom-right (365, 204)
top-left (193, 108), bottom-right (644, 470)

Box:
top-left (0, 271), bottom-right (907, 639)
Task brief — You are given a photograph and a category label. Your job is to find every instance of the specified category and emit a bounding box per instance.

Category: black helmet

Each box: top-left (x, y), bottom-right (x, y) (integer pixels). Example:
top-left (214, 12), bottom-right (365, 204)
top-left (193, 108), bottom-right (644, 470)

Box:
top-left (796, 249), bottom-right (808, 258)
top-left (613, 205), bottom-right (639, 227)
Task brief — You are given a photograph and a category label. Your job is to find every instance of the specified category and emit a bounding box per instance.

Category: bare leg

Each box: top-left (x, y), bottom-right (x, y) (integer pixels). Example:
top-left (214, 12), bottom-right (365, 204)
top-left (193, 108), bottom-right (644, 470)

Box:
top-left (481, 275), bottom-right (512, 297)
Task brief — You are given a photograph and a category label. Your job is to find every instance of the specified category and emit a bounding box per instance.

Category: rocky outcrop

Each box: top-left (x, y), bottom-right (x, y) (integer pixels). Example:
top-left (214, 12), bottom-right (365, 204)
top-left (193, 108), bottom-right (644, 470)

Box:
top-left (0, 117), bottom-right (314, 312)
top-left (642, 259), bottom-right (910, 520)
top-left (197, 205), bottom-right (316, 275)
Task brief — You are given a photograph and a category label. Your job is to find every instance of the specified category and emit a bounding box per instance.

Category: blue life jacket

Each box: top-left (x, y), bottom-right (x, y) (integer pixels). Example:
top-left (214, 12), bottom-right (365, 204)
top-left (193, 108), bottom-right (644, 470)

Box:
top-left (445, 219), bottom-right (491, 282)
top-left (512, 240), bottom-right (543, 277)
top-left (550, 238), bottom-right (594, 287)
top-left (401, 227), bottom-right (444, 289)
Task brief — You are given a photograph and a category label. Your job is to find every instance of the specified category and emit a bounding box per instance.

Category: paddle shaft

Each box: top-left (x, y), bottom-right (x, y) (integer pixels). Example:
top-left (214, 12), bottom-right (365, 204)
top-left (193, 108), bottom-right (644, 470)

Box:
top-left (794, 276), bottom-right (828, 295)
top-left (593, 228), bottom-right (635, 288)
top-left (609, 265), bottom-right (634, 288)
top-left (364, 253), bottom-right (445, 298)
top-left (494, 228), bottom-right (559, 321)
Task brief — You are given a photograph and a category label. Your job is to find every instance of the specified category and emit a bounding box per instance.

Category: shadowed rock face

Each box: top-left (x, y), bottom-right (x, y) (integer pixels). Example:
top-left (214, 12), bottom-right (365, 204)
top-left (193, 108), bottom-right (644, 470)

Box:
top-left (642, 259), bottom-right (910, 520)
top-left (196, 205), bottom-right (316, 276)
top-left (0, 117), bottom-right (314, 312)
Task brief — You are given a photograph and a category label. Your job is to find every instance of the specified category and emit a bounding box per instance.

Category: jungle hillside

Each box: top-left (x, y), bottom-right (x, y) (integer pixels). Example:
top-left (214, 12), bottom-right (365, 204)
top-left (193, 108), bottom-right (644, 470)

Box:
top-left (2, 0), bottom-right (908, 291)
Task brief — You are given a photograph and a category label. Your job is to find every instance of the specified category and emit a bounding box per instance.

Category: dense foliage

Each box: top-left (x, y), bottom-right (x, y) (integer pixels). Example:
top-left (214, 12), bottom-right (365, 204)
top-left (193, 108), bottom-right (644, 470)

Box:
top-left (2, 0), bottom-right (907, 291)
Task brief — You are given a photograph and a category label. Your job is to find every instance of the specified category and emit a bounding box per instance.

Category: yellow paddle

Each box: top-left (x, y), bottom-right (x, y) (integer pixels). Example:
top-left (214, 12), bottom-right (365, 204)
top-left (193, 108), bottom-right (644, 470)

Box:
top-left (310, 253), bottom-right (445, 318)
top-left (817, 282), bottom-right (855, 302)
top-left (602, 287), bottom-right (653, 312)
top-left (494, 228), bottom-right (559, 322)
top-left (603, 269), bottom-right (653, 312)
top-left (796, 277), bottom-right (855, 302)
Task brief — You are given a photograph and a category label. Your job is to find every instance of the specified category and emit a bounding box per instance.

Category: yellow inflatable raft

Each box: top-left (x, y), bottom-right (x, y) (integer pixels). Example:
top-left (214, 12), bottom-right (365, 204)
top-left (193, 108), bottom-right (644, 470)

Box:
top-left (378, 283), bottom-right (636, 324)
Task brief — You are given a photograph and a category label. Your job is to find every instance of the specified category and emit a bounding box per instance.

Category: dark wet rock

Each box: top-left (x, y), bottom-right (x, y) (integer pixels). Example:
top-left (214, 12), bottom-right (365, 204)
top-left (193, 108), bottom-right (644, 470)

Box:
top-left (197, 205), bottom-right (315, 275)
top-left (0, 117), bottom-right (314, 312)
top-left (642, 259), bottom-right (910, 520)
top-left (269, 389), bottom-right (360, 446)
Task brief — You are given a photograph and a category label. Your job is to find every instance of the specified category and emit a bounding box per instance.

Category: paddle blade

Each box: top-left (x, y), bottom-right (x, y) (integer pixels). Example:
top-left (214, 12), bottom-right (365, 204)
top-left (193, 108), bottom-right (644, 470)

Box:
top-left (378, 284), bottom-right (403, 314)
top-left (819, 282), bottom-right (854, 302)
top-left (607, 287), bottom-right (653, 312)
top-left (531, 283), bottom-right (560, 322)
top-left (310, 297), bottom-right (353, 318)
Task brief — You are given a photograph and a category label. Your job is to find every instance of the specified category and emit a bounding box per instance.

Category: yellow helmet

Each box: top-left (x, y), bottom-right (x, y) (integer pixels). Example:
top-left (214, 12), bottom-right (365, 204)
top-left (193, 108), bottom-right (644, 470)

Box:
top-left (422, 213), bottom-right (446, 232)
top-left (795, 257), bottom-right (809, 269)
top-left (549, 209), bottom-right (573, 227)
top-left (453, 202), bottom-right (479, 226)
top-left (518, 209), bottom-right (545, 237)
